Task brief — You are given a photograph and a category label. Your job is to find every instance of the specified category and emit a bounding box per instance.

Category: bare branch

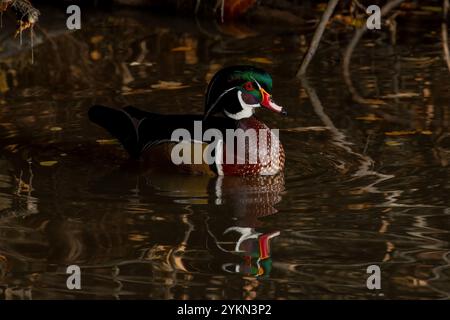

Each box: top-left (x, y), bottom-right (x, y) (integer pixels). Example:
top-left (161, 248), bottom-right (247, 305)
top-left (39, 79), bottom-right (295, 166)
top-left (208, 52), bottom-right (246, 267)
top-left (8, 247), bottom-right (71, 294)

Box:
top-left (296, 0), bottom-right (339, 78)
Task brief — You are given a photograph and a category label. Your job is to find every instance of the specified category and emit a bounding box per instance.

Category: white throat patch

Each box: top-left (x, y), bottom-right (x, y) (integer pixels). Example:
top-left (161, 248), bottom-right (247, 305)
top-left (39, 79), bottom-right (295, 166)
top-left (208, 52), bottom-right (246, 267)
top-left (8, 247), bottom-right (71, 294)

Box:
top-left (224, 91), bottom-right (259, 120)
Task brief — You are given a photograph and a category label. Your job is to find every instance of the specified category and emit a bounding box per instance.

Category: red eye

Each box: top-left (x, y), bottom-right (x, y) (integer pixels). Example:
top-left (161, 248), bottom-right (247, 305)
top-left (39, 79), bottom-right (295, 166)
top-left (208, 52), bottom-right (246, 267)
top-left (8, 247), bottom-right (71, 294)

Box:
top-left (243, 82), bottom-right (254, 91)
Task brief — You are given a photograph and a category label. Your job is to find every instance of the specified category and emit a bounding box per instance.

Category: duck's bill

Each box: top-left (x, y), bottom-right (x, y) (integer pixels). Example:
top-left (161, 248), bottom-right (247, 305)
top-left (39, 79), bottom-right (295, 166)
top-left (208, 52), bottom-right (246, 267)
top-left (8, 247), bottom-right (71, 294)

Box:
top-left (260, 88), bottom-right (287, 116)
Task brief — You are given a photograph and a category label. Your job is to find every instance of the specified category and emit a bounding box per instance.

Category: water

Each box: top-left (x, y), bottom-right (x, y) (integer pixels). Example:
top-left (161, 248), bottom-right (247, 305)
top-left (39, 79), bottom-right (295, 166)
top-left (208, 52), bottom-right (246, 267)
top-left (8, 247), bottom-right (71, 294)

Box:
top-left (0, 7), bottom-right (449, 299)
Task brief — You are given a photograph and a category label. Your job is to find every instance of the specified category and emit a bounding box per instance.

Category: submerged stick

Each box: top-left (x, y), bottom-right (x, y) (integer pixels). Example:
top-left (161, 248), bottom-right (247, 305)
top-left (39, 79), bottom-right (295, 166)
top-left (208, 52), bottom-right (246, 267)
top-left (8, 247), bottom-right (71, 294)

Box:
top-left (296, 0), bottom-right (339, 77)
top-left (342, 0), bottom-right (405, 104)
top-left (301, 77), bottom-right (395, 208)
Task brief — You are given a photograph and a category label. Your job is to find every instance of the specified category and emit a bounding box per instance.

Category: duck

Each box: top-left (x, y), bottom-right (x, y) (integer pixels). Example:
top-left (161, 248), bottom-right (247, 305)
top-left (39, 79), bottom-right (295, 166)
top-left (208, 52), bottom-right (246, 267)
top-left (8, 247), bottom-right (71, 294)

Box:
top-left (88, 65), bottom-right (287, 176)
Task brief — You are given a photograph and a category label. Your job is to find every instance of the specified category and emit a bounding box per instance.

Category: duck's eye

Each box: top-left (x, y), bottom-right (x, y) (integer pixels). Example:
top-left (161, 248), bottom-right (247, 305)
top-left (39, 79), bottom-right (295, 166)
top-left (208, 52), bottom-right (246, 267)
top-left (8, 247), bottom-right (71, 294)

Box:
top-left (243, 82), bottom-right (254, 91)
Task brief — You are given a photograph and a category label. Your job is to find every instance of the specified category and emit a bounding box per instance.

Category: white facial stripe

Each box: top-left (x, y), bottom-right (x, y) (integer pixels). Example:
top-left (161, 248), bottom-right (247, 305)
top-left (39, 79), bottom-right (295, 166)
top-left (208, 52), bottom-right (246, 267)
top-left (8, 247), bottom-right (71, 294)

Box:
top-left (224, 91), bottom-right (257, 120)
top-left (252, 78), bottom-right (262, 90)
top-left (224, 106), bottom-right (253, 120)
top-left (204, 86), bottom-right (238, 119)
top-left (237, 90), bottom-right (260, 109)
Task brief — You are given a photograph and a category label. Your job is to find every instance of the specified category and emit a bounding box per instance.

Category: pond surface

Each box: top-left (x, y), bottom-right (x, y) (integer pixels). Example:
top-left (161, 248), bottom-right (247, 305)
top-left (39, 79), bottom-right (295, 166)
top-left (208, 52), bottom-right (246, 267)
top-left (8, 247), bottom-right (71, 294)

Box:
top-left (0, 6), bottom-right (449, 299)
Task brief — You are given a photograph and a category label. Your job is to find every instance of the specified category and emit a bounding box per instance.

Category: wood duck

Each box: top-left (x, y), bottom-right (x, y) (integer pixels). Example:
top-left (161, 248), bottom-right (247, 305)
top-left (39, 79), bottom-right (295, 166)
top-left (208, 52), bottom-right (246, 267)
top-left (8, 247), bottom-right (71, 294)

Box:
top-left (89, 65), bottom-right (287, 176)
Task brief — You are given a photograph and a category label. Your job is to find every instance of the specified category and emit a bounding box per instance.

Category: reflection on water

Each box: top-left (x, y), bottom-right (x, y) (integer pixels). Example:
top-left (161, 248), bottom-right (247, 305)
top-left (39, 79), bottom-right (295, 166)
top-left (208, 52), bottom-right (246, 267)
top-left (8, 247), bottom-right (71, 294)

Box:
top-left (0, 6), bottom-right (450, 299)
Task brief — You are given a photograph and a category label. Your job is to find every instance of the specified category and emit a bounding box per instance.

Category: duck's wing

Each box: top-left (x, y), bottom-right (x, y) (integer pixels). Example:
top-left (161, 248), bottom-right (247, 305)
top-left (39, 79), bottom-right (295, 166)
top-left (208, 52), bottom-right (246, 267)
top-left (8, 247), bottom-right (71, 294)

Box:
top-left (89, 105), bottom-right (142, 158)
top-left (88, 105), bottom-right (236, 159)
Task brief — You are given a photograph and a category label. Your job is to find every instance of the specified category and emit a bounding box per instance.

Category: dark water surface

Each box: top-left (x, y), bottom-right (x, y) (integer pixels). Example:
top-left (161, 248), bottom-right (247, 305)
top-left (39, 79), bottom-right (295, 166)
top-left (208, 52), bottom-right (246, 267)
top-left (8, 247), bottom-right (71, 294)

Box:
top-left (0, 7), bottom-right (449, 299)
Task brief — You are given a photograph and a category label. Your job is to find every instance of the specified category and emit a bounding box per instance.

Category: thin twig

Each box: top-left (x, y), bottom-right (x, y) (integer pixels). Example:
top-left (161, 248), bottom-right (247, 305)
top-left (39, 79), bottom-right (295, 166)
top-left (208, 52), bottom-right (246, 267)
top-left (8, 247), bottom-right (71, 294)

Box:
top-left (296, 0), bottom-right (339, 77)
top-left (194, 0), bottom-right (201, 15)
top-left (213, 0), bottom-right (225, 23)
top-left (352, 0), bottom-right (367, 13)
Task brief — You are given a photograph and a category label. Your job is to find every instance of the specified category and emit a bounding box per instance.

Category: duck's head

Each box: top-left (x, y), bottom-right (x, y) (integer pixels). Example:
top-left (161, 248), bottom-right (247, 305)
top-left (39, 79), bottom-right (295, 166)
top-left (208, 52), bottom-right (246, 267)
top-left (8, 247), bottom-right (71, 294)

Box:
top-left (204, 65), bottom-right (287, 120)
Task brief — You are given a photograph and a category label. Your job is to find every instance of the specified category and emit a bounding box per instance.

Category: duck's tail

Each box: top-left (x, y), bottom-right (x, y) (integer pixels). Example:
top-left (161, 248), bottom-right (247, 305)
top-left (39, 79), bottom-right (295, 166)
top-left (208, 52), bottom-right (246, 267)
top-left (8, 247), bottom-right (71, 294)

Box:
top-left (88, 105), bottom-right (157, 158)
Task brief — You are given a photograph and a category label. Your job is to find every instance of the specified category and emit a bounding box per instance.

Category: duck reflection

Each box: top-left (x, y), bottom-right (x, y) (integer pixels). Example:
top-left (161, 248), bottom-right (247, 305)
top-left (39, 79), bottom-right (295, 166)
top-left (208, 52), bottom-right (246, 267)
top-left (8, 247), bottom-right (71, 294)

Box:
top-left (219, 228), bottom-right (280, 278)
top-left (143, 172), bottom-right (284, 278)
top-left (144, 172), bottom-right (284, 220)
top-left (211, 175), bottom-right (283, 278)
